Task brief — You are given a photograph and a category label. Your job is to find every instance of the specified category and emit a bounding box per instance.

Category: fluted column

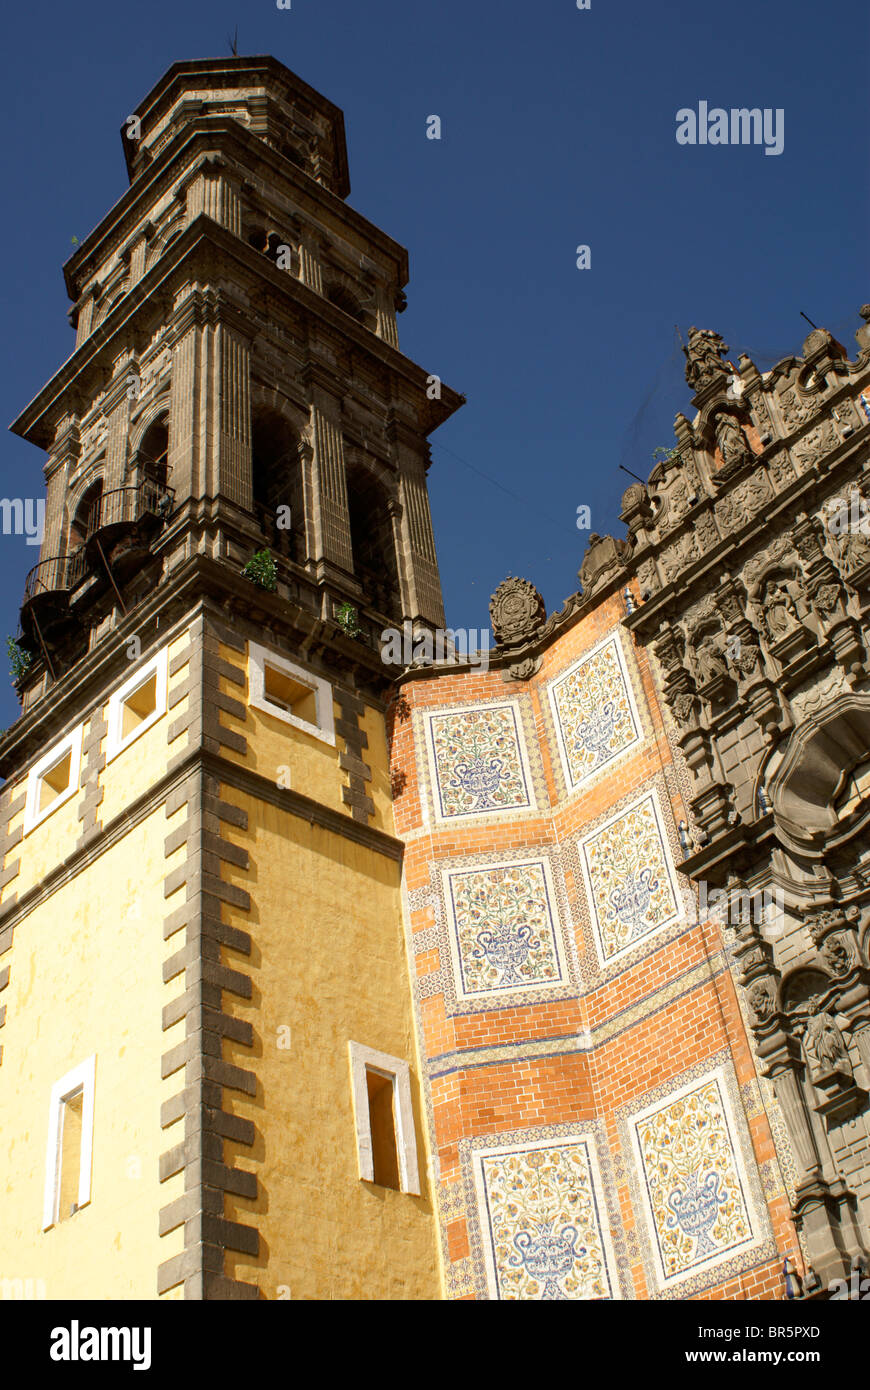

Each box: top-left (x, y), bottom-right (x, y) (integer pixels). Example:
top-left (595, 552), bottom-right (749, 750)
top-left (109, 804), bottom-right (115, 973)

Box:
top-left (299, 235), bottom-right (323, 294)
top-left (43, 418), bottom-right (80, 567)
top-left (376, 295), bottom-right (399, 348)
top-left (167, 292), bottom-right (206, 504)
top-left (215, 323), bottom-right (253, 511)
top-left (309, 384), bottom-right (352, 571)
top-left (390, 422), bottom-right (444, 626)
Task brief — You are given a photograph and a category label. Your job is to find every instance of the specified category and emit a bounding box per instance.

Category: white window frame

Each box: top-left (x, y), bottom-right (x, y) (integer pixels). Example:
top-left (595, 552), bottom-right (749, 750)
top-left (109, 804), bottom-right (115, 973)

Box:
top-left (43, 1054), bottom-right (96, 1230)
top-left (248, 641), bottom-right (335, 746)
top-left (23, 724), bottom-right (84, 834)
top-left (348, 1041), bottom-right (420, 1195)
top-left (105, 646), bottom-right (169, 762)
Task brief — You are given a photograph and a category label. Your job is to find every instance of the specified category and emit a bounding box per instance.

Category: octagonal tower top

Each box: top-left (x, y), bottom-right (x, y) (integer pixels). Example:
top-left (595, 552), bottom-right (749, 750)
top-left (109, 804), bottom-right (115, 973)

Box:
top-left (120, 54), bottom-right (351, 198)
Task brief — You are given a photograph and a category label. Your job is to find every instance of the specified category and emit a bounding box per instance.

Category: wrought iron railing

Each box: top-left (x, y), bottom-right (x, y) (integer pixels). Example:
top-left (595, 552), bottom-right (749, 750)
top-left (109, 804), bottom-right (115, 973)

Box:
top-left (22, 481), bottom-right (175, 602)
top-left (22, 556), bottom-right (68, 604)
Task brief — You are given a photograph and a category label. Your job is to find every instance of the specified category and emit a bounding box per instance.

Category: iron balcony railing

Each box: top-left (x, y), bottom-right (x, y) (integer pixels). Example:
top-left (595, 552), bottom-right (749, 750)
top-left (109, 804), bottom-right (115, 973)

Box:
top-left (22, 481), bottom-right (174, 602)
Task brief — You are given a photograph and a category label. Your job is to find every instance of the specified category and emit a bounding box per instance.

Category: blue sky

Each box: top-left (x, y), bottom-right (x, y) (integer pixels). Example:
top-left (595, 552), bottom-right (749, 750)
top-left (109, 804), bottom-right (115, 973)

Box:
top-left (0, 0), bottom-right (866, 728)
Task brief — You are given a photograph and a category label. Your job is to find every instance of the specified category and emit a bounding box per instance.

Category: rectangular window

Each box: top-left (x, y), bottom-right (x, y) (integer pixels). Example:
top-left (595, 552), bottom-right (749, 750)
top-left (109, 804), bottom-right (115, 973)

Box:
top-left (366, 1069), bottom-right (401, 1190)
top-left (248, 641), bottom-right (335, 745)
top-left (348, 1042), bottom-right (420, 1195)
top-left (43, 1055), bottom-right (96, 1230)
top-left (106, 647), bottom-right (168, 761)
top-left (57, 1092), bottom-right (84, 1222)
top-left (24, 725), bottom-right (84, 834)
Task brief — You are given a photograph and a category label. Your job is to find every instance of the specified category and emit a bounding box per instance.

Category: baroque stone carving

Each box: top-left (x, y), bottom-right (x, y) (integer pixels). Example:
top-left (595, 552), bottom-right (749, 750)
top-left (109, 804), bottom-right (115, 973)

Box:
top-left (503, 656), bottom-right (542, 682)
top-left (578, 533), bottom-right (632, 595)
top-left (835, 528), bottom-right (870, 582)
top-left (801, 1005), bottom-right (852, 1080)
top-left (713, 413), bottom-right (753, 480)
top-left (683, 327), bottom-right (730, 392)
top-left (489, 576), bottom-right (546, 648)
top-left (820, 934), bottom-right (853, 976)
top-left (692, 634), bottom-right (728, 686)
top-left (791, 421), bottom-right (838, 472)
top-left (768, 451), bottom-right (795, 489)
top-left (746, 977), bottom-right (777, 1024)
top-left (779, 386), bottom-right (814, 431)
top-left (761, 577), bottom-right (801, 642)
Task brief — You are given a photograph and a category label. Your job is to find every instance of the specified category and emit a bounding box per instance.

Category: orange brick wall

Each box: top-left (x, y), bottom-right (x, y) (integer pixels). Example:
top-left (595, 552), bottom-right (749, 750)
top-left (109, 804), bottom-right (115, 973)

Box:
top-left (390, 588), bottom-right (802, 1300)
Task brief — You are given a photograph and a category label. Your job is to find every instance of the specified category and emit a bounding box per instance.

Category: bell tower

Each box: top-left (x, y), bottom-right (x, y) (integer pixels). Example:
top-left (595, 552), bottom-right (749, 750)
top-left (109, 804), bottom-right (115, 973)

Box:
top-left (0, 56), bottom-right (461, 1300)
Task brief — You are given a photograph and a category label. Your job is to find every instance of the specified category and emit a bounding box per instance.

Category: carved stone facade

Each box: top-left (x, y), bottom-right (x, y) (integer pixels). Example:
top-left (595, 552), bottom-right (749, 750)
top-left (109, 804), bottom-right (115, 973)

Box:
top-left (615, 309), bottom-right (870, 1293)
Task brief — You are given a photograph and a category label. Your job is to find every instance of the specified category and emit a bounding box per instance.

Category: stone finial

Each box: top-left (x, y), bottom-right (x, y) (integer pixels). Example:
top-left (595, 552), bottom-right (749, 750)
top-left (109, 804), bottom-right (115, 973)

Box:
top-left (578, 533), bottom-right (631, 596)
top-left (489, 576), bottom-right (546, 648)
top-left (620, 483), bottom-right (653, 538)
top-left (683, 326), bottom-right (730, 392)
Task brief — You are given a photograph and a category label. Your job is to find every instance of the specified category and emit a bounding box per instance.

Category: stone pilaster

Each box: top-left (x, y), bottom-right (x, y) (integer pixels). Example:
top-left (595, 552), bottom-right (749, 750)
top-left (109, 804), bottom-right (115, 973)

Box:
top-left (299, 234), bottom-right (323, 294)
top-left (215, 324), bottom-right (253, 512)
top-left (391, 424), bottom-right (444, 627)
top-left (310, 385), bottom-right (352, 572)
top-left (167, 293), bottom-right (206, 504)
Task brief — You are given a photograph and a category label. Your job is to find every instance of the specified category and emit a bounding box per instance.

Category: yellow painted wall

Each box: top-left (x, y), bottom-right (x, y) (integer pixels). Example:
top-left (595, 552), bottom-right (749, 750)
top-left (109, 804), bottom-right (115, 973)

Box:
top-left (215, 785), bottom-right (440, 1300)
top-left (0, 810), bottom-right (185, 1298)
top-left (100, 630), bottom-right (191, 825)
top-left (215, 640), bottom-right (392, 829)
top-left (6, 765), bottom-right (83, 899)
top-left (3, 631), bottom-right (191, 899)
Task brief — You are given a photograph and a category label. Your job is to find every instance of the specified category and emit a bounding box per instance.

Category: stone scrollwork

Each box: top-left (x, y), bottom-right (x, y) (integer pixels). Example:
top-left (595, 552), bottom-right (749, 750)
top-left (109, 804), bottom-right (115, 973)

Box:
top-left (489, 576), bottom-right (546, 648)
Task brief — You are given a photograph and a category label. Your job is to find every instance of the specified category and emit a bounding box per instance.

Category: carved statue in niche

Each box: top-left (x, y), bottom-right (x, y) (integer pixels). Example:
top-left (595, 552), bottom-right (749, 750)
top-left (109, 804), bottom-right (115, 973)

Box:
top-left (683, 327), bottom-right (729, 391)
top-left (836, 526), bottom-right (870, 579)
top-left (801, 1003), bottom-right (852, 1078)
top-left (727, 637), bottom-right (762, 682)
top-left (692, 633), bottom-right (728, 685)
top-left (714, 414), bottom-right (752, 474)
top-left (763, 578), bottom-right (800, 641)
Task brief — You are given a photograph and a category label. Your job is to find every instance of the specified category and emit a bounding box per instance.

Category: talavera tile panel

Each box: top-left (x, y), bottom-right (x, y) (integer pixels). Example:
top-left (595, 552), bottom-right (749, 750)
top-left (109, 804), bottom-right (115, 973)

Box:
top-left (628, 1068), bottom-right (760, 1290)
top-left (471, 1134), bottom-right (618, 1300)
top-left (423, 701), bottom-right (534, 821)
top-left (441, 858), bottom-right (566, 1000)
top-left (578, 788), bottom-right (682, 966)
top-left (547, 632), bottom-right (642, 790)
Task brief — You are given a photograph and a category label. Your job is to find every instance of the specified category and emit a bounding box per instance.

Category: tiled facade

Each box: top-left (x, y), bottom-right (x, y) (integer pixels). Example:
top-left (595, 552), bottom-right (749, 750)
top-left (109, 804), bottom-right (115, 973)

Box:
top-left (393, 592), bottom-right (797, 1299)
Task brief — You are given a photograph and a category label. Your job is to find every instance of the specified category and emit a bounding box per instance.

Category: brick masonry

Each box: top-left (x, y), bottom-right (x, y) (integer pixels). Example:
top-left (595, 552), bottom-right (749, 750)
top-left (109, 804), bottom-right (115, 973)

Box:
top-left (392, 591), bottom-right (799, 1299)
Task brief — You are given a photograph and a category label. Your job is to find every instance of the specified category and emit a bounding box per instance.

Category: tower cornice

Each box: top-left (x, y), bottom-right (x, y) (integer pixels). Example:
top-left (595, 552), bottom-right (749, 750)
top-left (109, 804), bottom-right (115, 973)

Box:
top-left (15, 216), bottom-right (464, 450)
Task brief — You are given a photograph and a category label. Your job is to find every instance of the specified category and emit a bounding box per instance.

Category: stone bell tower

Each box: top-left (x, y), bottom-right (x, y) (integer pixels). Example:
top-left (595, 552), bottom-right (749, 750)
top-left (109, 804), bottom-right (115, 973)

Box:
top-left (0, 56), bottom-right (461, 1300)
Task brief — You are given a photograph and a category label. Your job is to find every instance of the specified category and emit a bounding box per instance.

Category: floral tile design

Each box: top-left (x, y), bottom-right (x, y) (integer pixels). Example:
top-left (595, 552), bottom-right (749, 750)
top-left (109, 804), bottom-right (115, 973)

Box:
top-left (547, 633), bottom-right (642, 790)
top-left (471, 1136), bottom-right (617, 1300)
top-left (629, 1071), bottom-right (757, 1287)
top-left (424, 702), bottom-right (533, 820)
top-left (578, 790), bottom-right (681, 965)
top-left (443, 859), bottom-right (565, 999)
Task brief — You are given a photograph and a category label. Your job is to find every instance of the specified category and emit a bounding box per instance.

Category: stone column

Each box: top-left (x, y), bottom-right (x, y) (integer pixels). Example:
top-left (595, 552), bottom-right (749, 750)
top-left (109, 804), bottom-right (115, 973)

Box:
top-left (167, 291), bottom-right (207, 505)
top-left (308, 380), bottom-right (352, 573)
top-left (102, 363), bottom-right (137, 504)
top-left (299, 234), bottom-right (323, 294)
top-left (75, 294), bottom-right (96, 349)
top-left (376, 294), bottom-right (399, 348)
top-left (43, 418), bottom-right (80, 570)
top-left (214, 317), bottom-right (253, 512)
top-left (185, 158), bottom-right (242, 237)
top-left (389, 421), bottom-right (444, 628)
